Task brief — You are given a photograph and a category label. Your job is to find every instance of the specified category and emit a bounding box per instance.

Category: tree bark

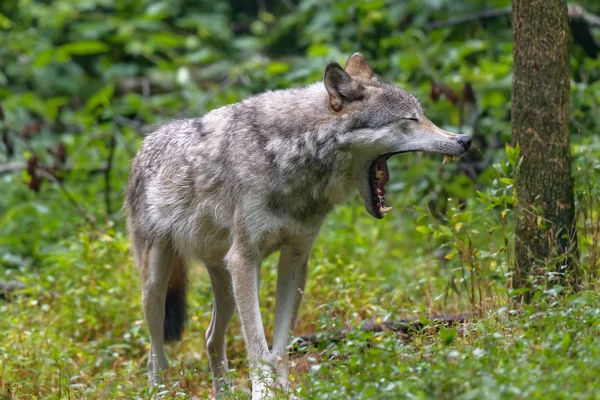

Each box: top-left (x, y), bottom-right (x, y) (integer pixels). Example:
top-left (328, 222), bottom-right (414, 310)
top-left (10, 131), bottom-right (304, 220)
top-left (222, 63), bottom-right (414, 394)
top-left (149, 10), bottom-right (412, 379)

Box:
top-left (512, 0), bottom-right (579, 302)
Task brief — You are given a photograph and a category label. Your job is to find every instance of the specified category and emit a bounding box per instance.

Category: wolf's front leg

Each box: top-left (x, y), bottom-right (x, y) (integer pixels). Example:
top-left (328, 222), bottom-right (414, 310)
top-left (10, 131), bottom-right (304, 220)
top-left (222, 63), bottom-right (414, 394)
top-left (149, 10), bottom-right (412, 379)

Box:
top-left (271, 242), bottom-right (311, 391)
top-left (225, 242), bottom-right (274, 399)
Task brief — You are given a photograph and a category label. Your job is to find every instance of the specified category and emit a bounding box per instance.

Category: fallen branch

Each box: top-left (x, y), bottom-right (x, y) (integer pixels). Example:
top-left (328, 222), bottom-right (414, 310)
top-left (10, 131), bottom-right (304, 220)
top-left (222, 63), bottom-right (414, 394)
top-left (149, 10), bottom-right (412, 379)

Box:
top-left (425, 6), bottom-right (600, 58)
top-left (0, 281), bottom-right (59, 301)
top-left (291, 313), bottom-right (471, 352)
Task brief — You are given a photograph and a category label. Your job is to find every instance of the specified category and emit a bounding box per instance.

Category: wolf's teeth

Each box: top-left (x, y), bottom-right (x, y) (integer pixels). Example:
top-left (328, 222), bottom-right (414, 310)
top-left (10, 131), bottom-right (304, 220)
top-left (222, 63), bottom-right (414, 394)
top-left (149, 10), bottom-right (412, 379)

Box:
top-left (375, 170), bottom-right (384, 179)
top-left (379, 206), bottom-right (393, 216)
top-left (442, 155), bottom-right (452, 164)
top-left (377, 188), bottom-right (382, 194)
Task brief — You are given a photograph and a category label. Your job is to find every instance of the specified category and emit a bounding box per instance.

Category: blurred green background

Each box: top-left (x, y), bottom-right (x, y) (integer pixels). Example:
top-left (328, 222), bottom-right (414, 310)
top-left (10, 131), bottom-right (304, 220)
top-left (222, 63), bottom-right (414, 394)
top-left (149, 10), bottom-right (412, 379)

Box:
top-left (1, 0), bottom-right (600, 398)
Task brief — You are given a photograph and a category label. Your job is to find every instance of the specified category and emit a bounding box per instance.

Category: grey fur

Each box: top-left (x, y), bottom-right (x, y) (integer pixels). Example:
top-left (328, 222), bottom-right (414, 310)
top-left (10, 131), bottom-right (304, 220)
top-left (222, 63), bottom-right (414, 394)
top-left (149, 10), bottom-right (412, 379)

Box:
top-left (125, 53), bottom-right (470, 398)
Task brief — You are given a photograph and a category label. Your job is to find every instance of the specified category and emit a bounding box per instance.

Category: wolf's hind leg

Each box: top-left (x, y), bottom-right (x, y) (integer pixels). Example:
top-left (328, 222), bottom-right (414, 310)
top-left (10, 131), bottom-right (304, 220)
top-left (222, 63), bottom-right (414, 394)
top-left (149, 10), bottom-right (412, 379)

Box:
top-left (141, 245), bottom-right (176, 388)
top-left (205, 264), bottom-right (236, 396)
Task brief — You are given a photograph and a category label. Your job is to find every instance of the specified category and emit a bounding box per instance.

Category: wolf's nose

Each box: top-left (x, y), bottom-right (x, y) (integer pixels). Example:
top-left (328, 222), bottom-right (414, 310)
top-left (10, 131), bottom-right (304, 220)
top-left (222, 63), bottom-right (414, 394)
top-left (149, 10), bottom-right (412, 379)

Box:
top-left (457, 136), bottom-right (471, 151)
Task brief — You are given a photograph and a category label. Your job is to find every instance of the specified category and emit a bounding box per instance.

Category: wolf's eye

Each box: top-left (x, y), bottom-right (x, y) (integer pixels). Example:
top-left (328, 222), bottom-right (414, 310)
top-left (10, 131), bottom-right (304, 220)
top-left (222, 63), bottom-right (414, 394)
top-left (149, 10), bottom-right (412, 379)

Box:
top-left (403, 117), bottom-right (418, 122)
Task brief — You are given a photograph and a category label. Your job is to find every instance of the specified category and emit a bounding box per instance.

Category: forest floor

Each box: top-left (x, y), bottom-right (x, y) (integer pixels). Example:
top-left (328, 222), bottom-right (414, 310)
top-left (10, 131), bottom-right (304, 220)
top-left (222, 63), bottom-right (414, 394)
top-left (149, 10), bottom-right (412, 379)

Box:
top-left (1, 199), bottom-right (599, 399)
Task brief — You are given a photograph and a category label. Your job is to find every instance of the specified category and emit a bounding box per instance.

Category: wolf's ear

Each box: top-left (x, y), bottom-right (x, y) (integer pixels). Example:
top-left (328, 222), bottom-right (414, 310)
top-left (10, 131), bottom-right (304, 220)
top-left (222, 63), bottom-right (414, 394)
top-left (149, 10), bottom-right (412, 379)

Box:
top-left (324, 61), bottom-right (365, 112)
top-left (345, 52), bottom-right (374, 79)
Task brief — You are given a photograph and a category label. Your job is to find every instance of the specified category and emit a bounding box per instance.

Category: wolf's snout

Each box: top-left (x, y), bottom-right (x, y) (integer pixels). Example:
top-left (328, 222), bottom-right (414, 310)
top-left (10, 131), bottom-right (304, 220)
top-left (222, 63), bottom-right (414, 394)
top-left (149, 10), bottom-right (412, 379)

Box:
top-left (457, 136), bottom-right (472, 151)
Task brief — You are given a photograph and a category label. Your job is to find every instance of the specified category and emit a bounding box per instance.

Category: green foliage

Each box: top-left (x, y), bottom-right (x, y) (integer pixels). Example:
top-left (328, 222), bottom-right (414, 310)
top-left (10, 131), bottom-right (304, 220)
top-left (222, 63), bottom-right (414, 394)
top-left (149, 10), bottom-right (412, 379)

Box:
top-left (296, 292), bottom-right (600, 400)
top-left (1, 0), bottom-right (600, 398)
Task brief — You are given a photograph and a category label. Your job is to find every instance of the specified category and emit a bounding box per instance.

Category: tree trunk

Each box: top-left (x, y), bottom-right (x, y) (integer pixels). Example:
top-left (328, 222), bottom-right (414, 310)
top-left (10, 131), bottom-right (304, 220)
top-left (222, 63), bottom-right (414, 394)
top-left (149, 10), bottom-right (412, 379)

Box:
top-left (512, 0), bottom-right (579, 302)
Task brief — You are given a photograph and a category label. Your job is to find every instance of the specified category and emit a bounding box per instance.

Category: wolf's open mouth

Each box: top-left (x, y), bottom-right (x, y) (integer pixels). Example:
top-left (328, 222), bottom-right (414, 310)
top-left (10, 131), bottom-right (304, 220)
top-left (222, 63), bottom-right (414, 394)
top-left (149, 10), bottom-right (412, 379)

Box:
top-left (369, 155), bottom-right (393, 218)
top-left (369, 153), bottom-right (461, 218)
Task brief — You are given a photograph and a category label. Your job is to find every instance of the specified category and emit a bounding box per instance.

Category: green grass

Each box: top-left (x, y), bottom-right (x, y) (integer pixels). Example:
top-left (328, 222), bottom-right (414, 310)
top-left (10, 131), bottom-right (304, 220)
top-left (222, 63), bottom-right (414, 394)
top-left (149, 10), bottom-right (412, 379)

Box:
top-left (1, 190), bottom-right (599, 399)
top-left (294, 292), bottom-right (600, 400)
top-left (1, 123), bottom-right (598, 400)
top-left (2, 0), bottom-right (600, 398)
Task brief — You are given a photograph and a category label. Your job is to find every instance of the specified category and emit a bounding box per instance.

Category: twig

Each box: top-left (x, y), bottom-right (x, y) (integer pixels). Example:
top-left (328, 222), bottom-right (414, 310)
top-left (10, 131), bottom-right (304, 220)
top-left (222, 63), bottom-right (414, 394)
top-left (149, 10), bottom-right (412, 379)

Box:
top-left (291, 313), bottom-right (471, 352)
top-left (115, 77), bottom-right (236, 136)
top-left (425, 6), bottom-right (600, 30)
top-left (0, 161), bottom-right (26, 174)
top-left (425, 8), bottom-right (511, 31)
top-left (38, 166), bottom-right (98, 228)
top-left (0, 162), bottom-right (109, 176)
top-left (257, 0), bottom-right (266, 12)
top-left (424, 6), bottom-right (600, 58)
top-left (113, 115), bottom-right (143, 132)
top-left (104, 134), bottom-right (117, 217)
top-left (131, 77), bottom-right (151, 127)
top-left (280, 0), bottom-right (297, 12)
top-left (570, 118), bottom-right (595, 136)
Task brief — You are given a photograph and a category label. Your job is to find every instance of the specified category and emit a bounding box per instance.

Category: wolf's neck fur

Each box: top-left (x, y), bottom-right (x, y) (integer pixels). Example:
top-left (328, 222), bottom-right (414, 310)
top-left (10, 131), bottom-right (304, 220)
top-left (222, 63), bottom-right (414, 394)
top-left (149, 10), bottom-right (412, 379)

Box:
top-left (206, 83), bottom-right (362, 222)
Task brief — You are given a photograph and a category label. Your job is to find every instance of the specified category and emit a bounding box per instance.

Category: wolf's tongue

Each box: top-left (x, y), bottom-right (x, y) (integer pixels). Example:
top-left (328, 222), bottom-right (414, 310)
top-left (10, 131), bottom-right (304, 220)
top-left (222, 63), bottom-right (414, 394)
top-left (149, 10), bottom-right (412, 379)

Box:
top-left (376, 158), bottom-right (390, 195)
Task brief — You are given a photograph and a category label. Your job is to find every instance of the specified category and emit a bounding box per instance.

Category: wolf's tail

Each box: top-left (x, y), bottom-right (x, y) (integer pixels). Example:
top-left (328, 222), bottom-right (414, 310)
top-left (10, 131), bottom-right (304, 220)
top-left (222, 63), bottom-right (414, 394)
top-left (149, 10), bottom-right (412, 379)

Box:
top-left (164, 255), bottom-right (188, 342)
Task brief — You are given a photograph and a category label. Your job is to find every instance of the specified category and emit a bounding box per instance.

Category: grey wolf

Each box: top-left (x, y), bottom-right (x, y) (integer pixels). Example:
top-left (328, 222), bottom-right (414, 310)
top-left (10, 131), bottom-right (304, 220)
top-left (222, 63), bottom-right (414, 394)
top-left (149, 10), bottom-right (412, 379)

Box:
top-left (125, 53), bottom-right (471, 399)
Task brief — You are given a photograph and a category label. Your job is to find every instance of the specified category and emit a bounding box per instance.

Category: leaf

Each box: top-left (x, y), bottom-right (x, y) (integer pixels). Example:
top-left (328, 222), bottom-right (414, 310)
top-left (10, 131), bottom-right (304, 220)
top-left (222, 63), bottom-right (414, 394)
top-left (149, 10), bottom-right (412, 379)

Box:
top-left (43, 97), bottom-right (69, 123)
top-left (58, 41), bottom-right (109, 55)
top-left (0, 12), bottom-right (13, 29)
top-left (416, 225), bottom-right (432, 234)
top-left (33, 49), bottom-right (57, 67)
top-left (536, 215), bottom-right (546, 229)
top-left (510, 287), bottom-right (530, 296)
top-left (438, 225), bottom-right (453, 237)
top-left (561, 332), bottom-right (572, 351)
top-left (505, 143), bottom-right (515, 165)
top-left (307, 43), bottom-right (330, 57)
top-left (87, 82), bottom-right (115, 110)
top-left (266, 62), bottom-right (290, 75)
top-left (149, 32), bottom-right (185, 49)
top-left (440, 327), bottom-right (457, 346)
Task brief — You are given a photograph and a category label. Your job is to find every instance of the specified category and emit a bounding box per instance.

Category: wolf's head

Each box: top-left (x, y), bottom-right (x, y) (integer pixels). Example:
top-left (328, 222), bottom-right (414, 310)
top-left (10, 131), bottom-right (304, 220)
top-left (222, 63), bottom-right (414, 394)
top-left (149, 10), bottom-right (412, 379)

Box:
top-left (324, 53), bottom-right (471, 219)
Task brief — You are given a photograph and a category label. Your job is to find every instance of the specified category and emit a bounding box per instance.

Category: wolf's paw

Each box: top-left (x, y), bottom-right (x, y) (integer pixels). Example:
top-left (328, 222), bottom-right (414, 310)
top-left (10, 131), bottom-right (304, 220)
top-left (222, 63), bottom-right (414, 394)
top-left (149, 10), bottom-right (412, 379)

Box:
top-left (250, 362), bottom-right (282, 399)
